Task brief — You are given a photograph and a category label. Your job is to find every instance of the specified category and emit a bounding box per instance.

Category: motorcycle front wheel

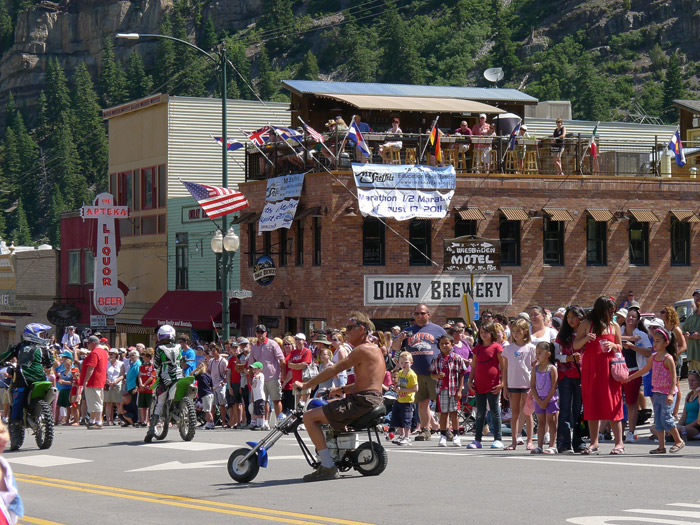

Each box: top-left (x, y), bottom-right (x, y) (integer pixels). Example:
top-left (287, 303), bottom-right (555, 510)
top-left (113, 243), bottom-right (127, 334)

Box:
top-left (353, 441), bottom-right (388, 476)
top-left (35, 400), bottom-right (54, 449)
top-left (227, 448), bottom-right (260, 483)
top-left (178, 398), bottom-right (196, 441)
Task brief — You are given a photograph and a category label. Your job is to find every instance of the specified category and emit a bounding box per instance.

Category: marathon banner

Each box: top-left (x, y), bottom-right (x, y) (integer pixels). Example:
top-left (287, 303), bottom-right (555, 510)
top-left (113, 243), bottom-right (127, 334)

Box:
top-left (352, 163), bottom-right (456, 220)
top-left (364, 274), bottom-right (512, 306)
top-left (259, 173), bottom-right (304, 231)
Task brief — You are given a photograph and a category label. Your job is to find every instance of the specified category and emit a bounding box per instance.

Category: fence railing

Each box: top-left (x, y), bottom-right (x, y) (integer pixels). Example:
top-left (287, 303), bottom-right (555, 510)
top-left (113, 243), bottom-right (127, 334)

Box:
top-left (244, 133), bottom-right (700, 180)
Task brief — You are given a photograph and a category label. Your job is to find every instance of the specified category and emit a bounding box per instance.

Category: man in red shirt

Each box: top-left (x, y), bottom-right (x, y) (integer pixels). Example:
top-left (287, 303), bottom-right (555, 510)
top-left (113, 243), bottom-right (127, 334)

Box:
top-left (76, 335), bottom-right (109, 429)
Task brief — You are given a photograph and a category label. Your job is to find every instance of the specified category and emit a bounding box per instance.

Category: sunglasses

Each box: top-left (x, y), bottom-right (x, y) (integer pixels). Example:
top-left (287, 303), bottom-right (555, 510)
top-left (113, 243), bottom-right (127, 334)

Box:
top-left (660, 311), bottom-right (667, 315)
top-left (392, 120), bottom-right (399, 124)
top-left (255, 330), bottom-right (264, 334)
top-left (331, 338), bottom-right (339, 342)
top-left (345, 323), bottom-right (357, 331)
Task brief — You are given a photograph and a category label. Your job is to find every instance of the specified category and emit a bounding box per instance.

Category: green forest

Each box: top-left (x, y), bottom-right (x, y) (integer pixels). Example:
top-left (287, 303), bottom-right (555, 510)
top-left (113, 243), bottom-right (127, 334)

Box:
top-left (0, 0), bottom-right (696, 246)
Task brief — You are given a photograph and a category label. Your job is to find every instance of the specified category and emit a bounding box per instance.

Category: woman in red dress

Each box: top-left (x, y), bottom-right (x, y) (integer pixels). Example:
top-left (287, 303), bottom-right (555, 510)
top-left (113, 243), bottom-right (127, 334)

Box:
top-left (574, 296), bottom-right (625, 455)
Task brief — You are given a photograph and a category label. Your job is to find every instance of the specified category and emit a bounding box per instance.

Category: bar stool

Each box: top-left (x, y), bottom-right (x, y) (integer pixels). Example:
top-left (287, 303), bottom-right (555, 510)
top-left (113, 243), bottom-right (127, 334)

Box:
top-left (442, 149), bottom-right (455, 167)
top-left (489, 149), bottom-right (500, 173)
top-left (504, 150), bottom-right (518, 173)
top-left (524, 149), bottom-right (538, 173)
top-left (455, 150), bottom-right (467, 171)
top-left (385, 149), bottom-right (401, 164)
top-left (404, 148), bottom-right (417, 165)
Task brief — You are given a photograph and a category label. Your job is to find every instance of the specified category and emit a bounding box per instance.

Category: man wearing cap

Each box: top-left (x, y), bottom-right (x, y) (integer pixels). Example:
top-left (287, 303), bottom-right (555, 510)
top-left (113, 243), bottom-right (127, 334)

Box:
top-left (286, 334), bottom-right (313, 402)
top-left (247, 325), bottom-right (285, 426)
top-left (76, 336), bottom-right (108, 429)
top-left (61, 326), bottom-right (80, 350)
top-left (683, 290), bottom-right (700, 372)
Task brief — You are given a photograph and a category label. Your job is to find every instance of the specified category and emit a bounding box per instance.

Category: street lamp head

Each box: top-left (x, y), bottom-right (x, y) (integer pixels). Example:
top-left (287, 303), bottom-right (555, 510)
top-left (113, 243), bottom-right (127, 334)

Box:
top-left (223, 227), bottom-right (240, 253)
top-left (210, 230), bottom-right (223, 254)
top-left (116, 33), bottom-right (140, 40)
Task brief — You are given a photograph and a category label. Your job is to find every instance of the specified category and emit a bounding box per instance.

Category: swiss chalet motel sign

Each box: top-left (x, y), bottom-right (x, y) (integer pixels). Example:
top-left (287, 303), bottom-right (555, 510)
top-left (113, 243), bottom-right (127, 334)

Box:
top-left (80, 193), bottom-right (128, 316)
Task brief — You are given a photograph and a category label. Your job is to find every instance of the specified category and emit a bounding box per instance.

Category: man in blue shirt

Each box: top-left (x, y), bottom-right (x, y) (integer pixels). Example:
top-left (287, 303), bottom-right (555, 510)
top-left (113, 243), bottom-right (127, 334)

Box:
top-left (178, 334), bottom-right (196, 376)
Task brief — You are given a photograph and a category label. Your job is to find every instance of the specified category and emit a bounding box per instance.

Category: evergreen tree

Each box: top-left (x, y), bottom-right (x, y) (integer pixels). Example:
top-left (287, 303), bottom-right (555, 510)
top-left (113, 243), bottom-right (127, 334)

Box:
top-left (100, 38), bottom-right (128, 106)
top-left (10, 199), bottom-right (31, 246)
top-left (72, 62), bottom-right (108, 190)
top-left (260, 0), bottom-right (296, 52)
top-left (378, 8), bottom-right (423, 84)
top-left (44, 58), bottom-right (72, 128)
top-left (225, 39), bottom-right (252, 99)
top-left (662, 52), bottom-right (684, 123)
top-left (154, 15), bottom-right (177, 92)
top-left (295, 50), bottom-right (319, 80)
top-left (0, 0), bottom-right (12, 56)
top-left (198, 14), bottom-right (217, 52)
top-left (125, 51), bottom-right (153, 100)
top-left (490, 0), bottom-right (521, 79)
top-left (172, 15), bottom-right (209, 97)
top-left (48, 112), bottom-right (88, 209)
top-left (256, 48), bottom-right (277, 100)
top-left (47, 186), bottom-right (68, 247)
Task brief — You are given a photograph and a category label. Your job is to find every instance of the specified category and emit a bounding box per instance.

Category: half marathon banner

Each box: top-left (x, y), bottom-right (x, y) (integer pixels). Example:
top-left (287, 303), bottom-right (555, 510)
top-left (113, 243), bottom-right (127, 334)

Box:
top-left (364, 274), bottom-right (512, 306)
top-left (352, 163), bottom-right (456, 220)
top-left (259, 173), bottom-right (304, 231)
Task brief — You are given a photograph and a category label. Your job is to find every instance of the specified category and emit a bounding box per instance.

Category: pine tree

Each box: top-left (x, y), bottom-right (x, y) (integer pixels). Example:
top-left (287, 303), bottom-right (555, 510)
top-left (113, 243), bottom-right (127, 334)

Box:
top-left (44, 58), bottom-right (72, 128)
top-left (379, 8), bottom-right (423, 84)
top-left (491, 0), bottom-right (521, 79)
top-left (47, 186), bottom-right (68, 247)
top-left (72, 62), bottom-right (108, 190)
top-left (48, 112), bottom-right (88, 209)
top-left (154, 15), bottom-right (177, 92)
top-left (255, 48), bottom-right (277, 100)
top-left (260, 0), bottom-right (295, 52)
top-left (198, 14), bottom-right (217, 52)
top-left (11, 199), bottom-right (31, 246)
top-left (125, 51), bottom-right (153, 100)
top-left (0, 0), bottom-right (11, 53)
top-left (295, 50), bottom-right (319, 80)
top-left (225, 39), bottom-right (252, 99)
top-left (662, 52), bottom-right (684, 123)
top-left (100, 38), bottom-right (128, 106)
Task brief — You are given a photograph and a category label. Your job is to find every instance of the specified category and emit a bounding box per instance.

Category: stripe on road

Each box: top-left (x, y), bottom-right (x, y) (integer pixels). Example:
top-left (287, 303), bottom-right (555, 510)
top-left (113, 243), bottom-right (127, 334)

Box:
top-left (15, 473), bottom-right (373, 525)
top-left (19, 517), bottom-right (65, 525)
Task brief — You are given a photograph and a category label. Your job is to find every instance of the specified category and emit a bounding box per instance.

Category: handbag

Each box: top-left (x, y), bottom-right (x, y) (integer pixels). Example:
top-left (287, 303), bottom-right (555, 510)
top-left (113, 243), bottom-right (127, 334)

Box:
top-left (302, 361), bottom-right (319, 382)
top-left (610, 352), bottom-right (629, 382)
top-left (523, 393), bottom-right (535, 416)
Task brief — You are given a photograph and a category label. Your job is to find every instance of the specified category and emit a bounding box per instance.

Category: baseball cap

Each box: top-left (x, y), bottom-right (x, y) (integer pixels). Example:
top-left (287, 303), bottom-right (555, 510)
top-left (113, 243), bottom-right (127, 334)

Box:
top-left (628, 301), bottom-right (641, 310)
top-left (517, 312), bottom-right (531, 323)
top-left (479, 113), bottom-right (486, 119)
top-left (60, 350), bottom-right (73, 358)
top-left (615, 308), bottom-right (628, 318)
top-left (108, 348), bottom-right (119, 354)
top-left (251, 362), bottom-right (263, 369)
top-left (555, 307), bottom-right (566, 315)
top-left (645, 317), bottom-right (664, 330)
top-left (238, 338), bottom-right (250, 345)
top-left (99, 337), bottom-right (109, 344)
top-left (229, 340), bottom-right (239, 347)
top-left (693, 289), bottom-right (700, 296)
top-left (71, 367), bottom-right (79, 373)
top-left (294, 333), bottom-right (306, 341)
top-left (521, 124), bottom-right (527, 131)
top-left (255, 324), bottom-right (267, 333)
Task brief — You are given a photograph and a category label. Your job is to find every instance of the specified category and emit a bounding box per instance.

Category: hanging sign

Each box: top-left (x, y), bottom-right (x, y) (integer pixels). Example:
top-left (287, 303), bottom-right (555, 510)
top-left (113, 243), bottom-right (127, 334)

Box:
top-left (444, 236), bottom-right (501, 272)
top-left (259, 173), bottom-right (304, 231)
top-left (81, 193), bottom-right (129, 316)
top-left (253, 255), bottom-right (276, 286)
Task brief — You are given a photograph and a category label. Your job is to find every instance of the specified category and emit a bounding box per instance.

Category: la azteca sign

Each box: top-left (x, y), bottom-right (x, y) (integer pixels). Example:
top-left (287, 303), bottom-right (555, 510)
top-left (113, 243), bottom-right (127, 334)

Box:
top-left (81, 193), bottom-right (129, 316)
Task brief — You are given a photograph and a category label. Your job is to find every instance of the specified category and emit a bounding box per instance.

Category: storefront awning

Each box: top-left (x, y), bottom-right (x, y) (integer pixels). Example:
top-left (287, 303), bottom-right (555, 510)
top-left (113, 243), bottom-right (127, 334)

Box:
top-left (542, 208), bottom-right (574, 221)
top-left (586, 209), bottom-right (614, 222)
top-left (142, 291), bottom-right (241, 331)
top-left (499, 207), bottom-right (530, 221)
top-left (628, 209), bottom-right (659, 223)
top-left (455, 207), bottom-right (486, 221)
top-left (317, 94), bottom-right (506, 114)
top-left (670, 209), bottom-right (700, 223)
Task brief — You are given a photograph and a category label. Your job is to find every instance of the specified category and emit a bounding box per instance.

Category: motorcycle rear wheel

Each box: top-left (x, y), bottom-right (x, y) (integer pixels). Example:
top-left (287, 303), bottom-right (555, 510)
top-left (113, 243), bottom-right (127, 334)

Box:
top-left (178, 398), bottom-right (196, 441)
top-left (228, 448), bottom-right (260, 483)
top-left (9, 422), bottom-right (24, 451)
top-left (35, 400), bottom-right (54, 449)
top-left (353, 441), bottom-right (388, 476)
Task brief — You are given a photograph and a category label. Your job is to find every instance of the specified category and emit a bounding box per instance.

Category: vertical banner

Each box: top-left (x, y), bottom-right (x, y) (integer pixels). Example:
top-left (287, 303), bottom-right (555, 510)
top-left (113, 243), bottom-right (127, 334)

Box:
top-left (259, 173), bottom-right (305, 231)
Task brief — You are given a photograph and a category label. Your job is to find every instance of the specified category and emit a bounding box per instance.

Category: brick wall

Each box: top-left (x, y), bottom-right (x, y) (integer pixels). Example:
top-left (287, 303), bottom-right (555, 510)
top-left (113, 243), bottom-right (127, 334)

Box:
top-left (15, 249), bottom-right (58, 337)
top-left (238, 173), bottom-right (700, 334)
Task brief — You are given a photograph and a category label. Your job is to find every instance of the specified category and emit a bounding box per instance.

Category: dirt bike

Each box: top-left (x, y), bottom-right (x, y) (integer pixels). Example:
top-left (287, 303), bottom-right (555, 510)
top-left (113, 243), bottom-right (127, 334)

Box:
top-left (227, 389), bottom-right (388, 483)
top-left (144, 376), bottom-right (197, 443)
top-left (9, 381), bottom-right (56, 451)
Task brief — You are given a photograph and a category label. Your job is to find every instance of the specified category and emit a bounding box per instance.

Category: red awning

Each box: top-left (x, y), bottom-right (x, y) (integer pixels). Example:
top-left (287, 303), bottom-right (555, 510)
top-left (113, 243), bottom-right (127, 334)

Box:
top-left (142, 291), bottom-right (241, 331)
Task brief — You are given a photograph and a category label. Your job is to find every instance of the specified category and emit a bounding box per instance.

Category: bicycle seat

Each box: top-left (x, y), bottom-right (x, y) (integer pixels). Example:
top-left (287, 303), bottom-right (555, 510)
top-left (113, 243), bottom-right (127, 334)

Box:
top-left (346, 404), bottom-right (386, 430)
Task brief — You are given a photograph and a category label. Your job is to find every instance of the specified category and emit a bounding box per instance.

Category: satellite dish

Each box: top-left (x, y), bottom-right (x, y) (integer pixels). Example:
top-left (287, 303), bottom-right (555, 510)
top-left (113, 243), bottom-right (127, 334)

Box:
top-left (484, 67), bottom-right (505, 86)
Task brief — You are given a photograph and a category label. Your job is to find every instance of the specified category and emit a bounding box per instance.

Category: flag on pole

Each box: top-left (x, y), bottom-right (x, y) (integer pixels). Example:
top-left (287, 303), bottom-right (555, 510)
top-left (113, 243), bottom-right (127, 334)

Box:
top-left (428, 126), bottom-right (441, 163)
top-left (182, 181), bottom-right (249, 219)
top-left (303, 123), bottom-right (325, 143)
top-left (244, 126), bottom-right (271, 146)
top-left (272, 126), bottom-right (303, 142)
top-left (211, 135), bottom-right (243, 152)
top-left (588, 123), bottom-right (599, 159)
top-left (347, 121), bottom-right (370, 157)
top-left (508, 122), bottom-right (521, 151)
top-left (668, 128), bottom-right (686, 167)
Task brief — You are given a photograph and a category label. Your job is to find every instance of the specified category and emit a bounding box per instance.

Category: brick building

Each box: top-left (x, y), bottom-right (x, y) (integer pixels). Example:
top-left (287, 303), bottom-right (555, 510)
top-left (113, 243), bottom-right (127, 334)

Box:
top-left (238, 171), bottom-right (700, 333)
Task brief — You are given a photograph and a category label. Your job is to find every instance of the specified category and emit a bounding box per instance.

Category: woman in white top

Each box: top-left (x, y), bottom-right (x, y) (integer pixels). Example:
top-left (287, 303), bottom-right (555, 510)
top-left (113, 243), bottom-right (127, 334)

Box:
top-left (330, 331), bottom-right (350, 387)
top-left (529, 306), bottom-right (558, 345)
top-left (379, 117), bottom-right (403, 162)
top-left (104, 349), bottom-right (124, 426)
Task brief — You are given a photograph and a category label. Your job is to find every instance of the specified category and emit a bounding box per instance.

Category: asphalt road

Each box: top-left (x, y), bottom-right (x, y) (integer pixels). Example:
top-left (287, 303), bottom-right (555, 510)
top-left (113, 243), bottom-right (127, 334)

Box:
top-left (9, 420), bottom-right (700, 525)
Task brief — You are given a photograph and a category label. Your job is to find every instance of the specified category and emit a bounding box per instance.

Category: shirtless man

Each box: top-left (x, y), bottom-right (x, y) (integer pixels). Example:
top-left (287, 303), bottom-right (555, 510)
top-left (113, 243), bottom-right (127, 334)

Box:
top-left (297, 311), bottom-right (386, 482)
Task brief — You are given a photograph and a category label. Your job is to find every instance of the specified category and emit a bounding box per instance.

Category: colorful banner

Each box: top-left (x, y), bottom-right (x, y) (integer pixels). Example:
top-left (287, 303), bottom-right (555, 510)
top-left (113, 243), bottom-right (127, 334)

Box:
top-left (352, 163), bottom-right (456, 190)
top-left (259, 173), bottom-right (304, 231)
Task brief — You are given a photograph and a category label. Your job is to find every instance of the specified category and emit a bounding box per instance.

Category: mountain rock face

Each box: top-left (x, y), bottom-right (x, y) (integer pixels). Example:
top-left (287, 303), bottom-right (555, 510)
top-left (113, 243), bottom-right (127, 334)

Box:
top-left (0, 0), bottom-right (262, 109)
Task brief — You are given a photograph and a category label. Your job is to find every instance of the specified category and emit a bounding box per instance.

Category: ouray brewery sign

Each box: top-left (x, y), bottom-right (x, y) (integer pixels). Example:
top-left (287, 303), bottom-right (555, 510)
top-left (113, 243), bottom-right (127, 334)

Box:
top-left (364, 275), bottom-right (512, 305)
top-left (443, 236), bottom-right (500, 273)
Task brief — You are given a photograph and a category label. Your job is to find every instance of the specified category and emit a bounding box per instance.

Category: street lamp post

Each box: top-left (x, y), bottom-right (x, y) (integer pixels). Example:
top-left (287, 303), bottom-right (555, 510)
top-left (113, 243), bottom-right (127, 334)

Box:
top-left (117, 32), bottom-right (235, 340)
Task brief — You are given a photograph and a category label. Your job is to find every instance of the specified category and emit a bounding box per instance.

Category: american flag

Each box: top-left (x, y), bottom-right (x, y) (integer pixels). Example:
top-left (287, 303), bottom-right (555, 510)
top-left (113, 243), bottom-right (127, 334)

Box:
top-left (182, 181), bottom-right (249, 219)
top-left (244, 126), bottom-right (271, 146)
top-left (303, 124), bottom-right (325, 143)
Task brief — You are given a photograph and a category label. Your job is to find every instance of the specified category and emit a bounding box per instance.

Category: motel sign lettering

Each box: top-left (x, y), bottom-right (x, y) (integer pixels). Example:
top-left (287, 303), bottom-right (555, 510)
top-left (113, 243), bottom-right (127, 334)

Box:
top-left (81, 193), bottom-right (128, 316)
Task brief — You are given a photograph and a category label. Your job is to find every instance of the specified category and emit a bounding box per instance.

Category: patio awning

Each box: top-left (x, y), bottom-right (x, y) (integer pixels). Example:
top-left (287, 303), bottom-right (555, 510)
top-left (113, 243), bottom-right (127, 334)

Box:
top-left (628, 209), bottom-right (660, 223)
top-left (317, 94), bottom-right (506, 114)
top-left (142, 291), bottom-right (241, 331)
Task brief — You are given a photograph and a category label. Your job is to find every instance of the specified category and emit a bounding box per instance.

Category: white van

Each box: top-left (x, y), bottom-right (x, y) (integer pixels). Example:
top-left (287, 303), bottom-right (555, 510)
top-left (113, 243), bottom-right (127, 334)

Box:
top-left (674, 299), bottom-right (695, 323)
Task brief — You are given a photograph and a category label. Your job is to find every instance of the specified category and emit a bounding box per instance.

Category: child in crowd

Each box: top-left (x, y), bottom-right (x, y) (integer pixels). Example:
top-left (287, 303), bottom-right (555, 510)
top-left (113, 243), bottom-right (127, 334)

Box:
top-left (502, 318), bottom-right (536, 450)
top-left (467, 321), bottom-right (505, 449)
top-left (194, 362), bottom-right (215, 430)
top-left (625, 327), bottom-right (685, 453)
top-left (531, 342), bottom-right (559, 454)
top-left (250, 362), bottom-right (266, 430)
top-left (137, 348), bottom-right (156, 427)
top-left (69, 367), bottom-right (81, 426)
top-left (431, 335), bottom-right (468, 447)
top-left (317, 348), bottom-right (335, 390)
top-left (391, 352), bottom-right (418, 446)
top-left (676, 370), bottom-right (700, 441)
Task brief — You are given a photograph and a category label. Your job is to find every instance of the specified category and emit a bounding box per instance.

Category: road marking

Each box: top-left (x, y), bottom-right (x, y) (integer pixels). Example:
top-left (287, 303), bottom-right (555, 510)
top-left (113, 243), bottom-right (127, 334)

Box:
top-left (126, 456), bottom-right (304, 472)
top-left (627, 509), bottom-right (700, 519)
top-left (568, 517), bottom-right (697, 524)
top-left (19, 517), bottom-right (65, 525)
top-left (142, 442), bottom-right (234, 451)
top-left (15, 473), bottom-right (373, 525)
top-left (7, 455), bottom-right (92, 468)
top-left (497, 455), bottom-right (700, 471)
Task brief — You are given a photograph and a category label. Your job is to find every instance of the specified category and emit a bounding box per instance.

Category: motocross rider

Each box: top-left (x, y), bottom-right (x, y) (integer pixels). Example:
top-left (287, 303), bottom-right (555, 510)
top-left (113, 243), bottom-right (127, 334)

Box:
top-left (0, 323), bottom-right (54, 432)
top-left (145, 325), bottom-right (183, 442)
